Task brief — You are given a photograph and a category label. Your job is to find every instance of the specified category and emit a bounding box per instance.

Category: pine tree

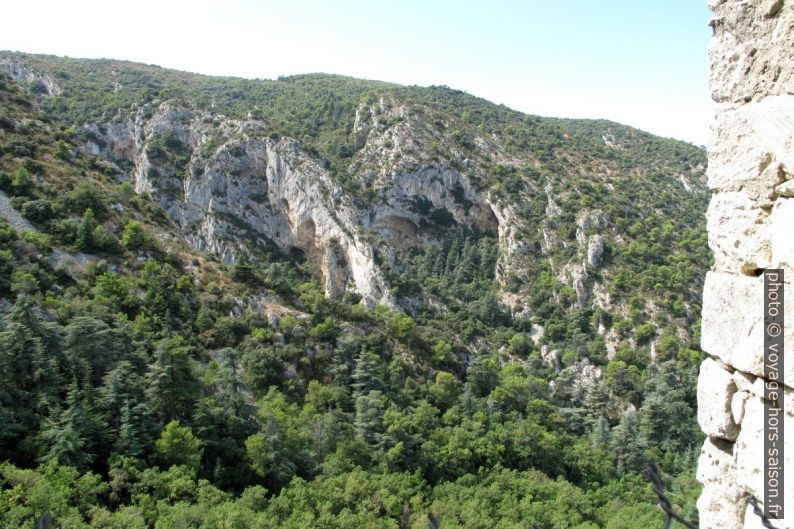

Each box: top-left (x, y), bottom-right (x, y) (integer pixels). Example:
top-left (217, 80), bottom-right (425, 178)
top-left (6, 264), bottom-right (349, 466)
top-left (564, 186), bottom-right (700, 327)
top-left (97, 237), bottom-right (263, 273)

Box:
top-left (231, 253), bottom-right (255, 284)
top-left (351, 351), bottom-right (382, 395)
top-left (351, 351), bottom-right (387, 448)
top-left (0, 295), bottom-right (62, 446)
top-left (39, 379), bottom-right (95, 471)
top-left (466, 352), bottom-right (499, 397)
top-left (115, 399), bottom-right (144, 458)
top-left (639, 361), bottom-right (695, 456)
top-left (100, 359), bottom-right (152, 453)
top-left (65, 315), bottom-right (117, 385)
top-left (443, 237), bottom-right (460, 284)
top-left (611, 411), bottom-right (647, 474)
top-left (584, 383), bottom-right (611, 430)
top-left (589, 415), bottom-right (611, 449)
top-left (454, 237), bottom-right (475, 285)
top-left (460, 382), bottom-right (477, 417)
top-left (354, 390), bottom-right (387, 449)
top-left (146, 336), bottom-right (200, 423)
top-left (216, 348), bottom-right (255, 424)
top-left (431, 249), bottom-right (445, 278)
top-left (76, 208), bottom-right (95, 251)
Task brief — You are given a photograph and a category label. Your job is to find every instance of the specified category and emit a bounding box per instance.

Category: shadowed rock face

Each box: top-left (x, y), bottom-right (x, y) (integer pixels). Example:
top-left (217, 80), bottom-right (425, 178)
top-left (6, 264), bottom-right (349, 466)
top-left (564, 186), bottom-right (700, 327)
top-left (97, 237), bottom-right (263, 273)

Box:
top-left (697, 1), bottom-right (794, 527)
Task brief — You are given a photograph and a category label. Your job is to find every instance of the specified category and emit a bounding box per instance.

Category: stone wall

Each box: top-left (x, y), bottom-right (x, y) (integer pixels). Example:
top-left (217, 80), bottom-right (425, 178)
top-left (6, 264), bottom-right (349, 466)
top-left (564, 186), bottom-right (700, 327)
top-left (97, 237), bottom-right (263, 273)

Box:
top-left (697, 1), bottom-right (794, 528)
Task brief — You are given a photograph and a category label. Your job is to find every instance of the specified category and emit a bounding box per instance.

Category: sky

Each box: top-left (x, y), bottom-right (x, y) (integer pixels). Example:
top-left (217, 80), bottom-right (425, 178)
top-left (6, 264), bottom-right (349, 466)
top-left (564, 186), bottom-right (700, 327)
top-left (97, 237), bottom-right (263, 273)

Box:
top-left (1, 0), bottom-right (713, 145)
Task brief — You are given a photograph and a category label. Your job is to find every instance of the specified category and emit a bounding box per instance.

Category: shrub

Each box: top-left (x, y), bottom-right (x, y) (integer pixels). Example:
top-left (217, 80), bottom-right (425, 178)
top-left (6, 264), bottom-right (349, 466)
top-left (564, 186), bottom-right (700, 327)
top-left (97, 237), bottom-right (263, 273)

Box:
top-left (0, 249), bottom-right (12, 293)
top-left (92, 225), bottom-right (121, 254)
top-left (122, 220), bottom-right (150, 251)
top-left (19, 230), bottom-right (52, 253)
top-left (116, 182), bottom-right (135, 202)
top-left (154, 421), bottom-right (203, 473)
top-left (69, 183), bottom-right (106, 215)
top-left (11, 269), bottom-right (39, 294)
top-left (51, 218), bottom-right (80, 245)
top-left (9, 167), bottom-right (32, 196)
top-left (633, 323), bottom-right (655, 345)
top-left (21, 199), bottom-right (56, 224)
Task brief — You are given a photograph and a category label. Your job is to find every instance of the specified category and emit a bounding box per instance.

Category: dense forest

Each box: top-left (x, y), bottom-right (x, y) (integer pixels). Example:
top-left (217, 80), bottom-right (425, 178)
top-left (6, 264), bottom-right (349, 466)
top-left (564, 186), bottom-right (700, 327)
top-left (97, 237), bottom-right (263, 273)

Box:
top-left (0, 54), bottom-right (709, 528)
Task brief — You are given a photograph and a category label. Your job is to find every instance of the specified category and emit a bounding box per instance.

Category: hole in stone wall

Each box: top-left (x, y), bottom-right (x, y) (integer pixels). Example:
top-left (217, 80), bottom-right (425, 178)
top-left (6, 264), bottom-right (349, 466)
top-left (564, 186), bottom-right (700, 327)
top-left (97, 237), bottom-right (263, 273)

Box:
top-left (741, 264), bottom-right (765, 277)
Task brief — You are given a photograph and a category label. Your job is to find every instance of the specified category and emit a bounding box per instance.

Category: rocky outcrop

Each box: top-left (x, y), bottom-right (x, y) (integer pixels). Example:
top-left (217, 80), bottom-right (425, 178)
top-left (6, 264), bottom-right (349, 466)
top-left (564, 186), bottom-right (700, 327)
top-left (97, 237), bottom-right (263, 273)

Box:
top-left (0, 57), bottom-right (61, 96)
top-left (82, 101), bottom-right (395, 305)
top-left (697, 1), bottom-right (794, 527)
top-left (80, 97), bottom-right (515, 306)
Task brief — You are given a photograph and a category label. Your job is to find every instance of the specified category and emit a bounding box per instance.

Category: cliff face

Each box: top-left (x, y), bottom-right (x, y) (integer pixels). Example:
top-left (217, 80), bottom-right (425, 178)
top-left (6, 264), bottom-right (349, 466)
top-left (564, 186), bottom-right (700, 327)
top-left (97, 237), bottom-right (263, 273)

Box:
top-left (77, 96), bottom-right (510, 306)
top-left (697, 1), bottom-right (794, 527)
top-left (82, 100), bottom-right (395, 304)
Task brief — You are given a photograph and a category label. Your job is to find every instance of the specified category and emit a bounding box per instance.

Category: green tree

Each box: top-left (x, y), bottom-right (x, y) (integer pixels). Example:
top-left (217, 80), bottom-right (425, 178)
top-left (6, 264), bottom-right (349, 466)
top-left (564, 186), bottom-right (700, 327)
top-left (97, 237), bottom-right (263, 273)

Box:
top-left (64, 315), bottom-right (120, 385)
top-left (146, 336), bottom-right (200, 423)
top-left (93, 272), bottom-right (139, 314)
top-left (231, 253), bottom-right (255, 284)
top-left (584, 383), bottom-right (611, 430)
top-left (639, 361), bottom-right (696, 458)
top-left (10, 167), bottom-right (32, 195)
top-left (55, 139), bottom-right (70, 160)
top-left (153, 420), bottom-right (203, 472)
top-left (611, 412), bottom-right (647, 474)
top-left (69, 183), bottom-right (106, 214)
top-left (0, 296), bottom-right (60, 451)
top-left (429, 371), bottom-right (458, 410)
top-left (39, 380), bottom-right (95, 471)
top-left (122, 220), bottom-right (149, 252)
top-left (193, 349), bottom-right (256, 488)
top-left (76, 208), bottom-right (95, 251)
top-left (115, 399), bottom-right (146, 458)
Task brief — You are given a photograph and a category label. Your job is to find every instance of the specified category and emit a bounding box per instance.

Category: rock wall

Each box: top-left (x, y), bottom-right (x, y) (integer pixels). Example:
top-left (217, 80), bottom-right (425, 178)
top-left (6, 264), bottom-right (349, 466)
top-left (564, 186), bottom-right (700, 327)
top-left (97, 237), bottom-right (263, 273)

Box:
top-left (82, 101), bottom-right (394, 305)
top-left (80, 97), bottom-right (512, 307)
top-left (697, 1), bottom-right (794, 527)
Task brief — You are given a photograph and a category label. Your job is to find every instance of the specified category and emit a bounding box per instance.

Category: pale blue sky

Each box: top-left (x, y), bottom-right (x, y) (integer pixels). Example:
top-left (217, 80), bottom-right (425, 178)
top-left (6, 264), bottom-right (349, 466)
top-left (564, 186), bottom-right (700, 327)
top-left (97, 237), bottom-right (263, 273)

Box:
top-left (2, 0), bottom-right (713, 144)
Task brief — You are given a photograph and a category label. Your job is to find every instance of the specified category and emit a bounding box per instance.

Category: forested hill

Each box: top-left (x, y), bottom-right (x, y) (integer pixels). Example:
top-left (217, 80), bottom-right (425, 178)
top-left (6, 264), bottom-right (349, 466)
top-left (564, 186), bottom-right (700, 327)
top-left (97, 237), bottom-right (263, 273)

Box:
top-left (0, 51), bottom-right (708, 528)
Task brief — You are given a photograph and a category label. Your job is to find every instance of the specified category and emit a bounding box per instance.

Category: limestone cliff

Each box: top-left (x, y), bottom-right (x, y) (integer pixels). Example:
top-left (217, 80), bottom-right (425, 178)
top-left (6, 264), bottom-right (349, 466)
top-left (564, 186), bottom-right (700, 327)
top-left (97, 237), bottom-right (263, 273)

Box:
top-left (77, 96), bottom-right (510, 306)
top-left (81, 100), bottom-right (395, 304)
top-left (697, 1), bottom-right (794, 527)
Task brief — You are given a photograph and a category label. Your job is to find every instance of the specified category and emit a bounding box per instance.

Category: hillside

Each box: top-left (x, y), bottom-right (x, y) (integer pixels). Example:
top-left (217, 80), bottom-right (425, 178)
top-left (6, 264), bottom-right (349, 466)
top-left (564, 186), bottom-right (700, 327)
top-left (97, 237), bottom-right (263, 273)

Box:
top-left (0, 52), bottom-right (709, 528)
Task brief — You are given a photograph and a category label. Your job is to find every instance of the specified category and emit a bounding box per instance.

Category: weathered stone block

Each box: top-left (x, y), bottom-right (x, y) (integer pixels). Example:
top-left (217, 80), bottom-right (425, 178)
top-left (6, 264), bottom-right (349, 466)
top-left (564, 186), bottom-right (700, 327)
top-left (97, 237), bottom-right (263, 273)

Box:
top-left (707, 96), bottom-right (794, 197)
top-left (697, 437), bottom-right (745, 529)
top-left (701, 271), bottom-right (794, 389)
top-left (735, 395), bottom-right (794, 512)
top-left (699, 357), bottom-right (740, 440)
top-left (709, 0), bottom-right (794, 103)
top-left (777, 180), bottom-right (794, 197)
top-left (701, 271), bottom-right (764, 370)
top-left (707, 191), bottom-right (772, 273)
top-left (771, 198), bottom-right (794, 268)
top-left (733, 369), bottom-right (757, 393)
